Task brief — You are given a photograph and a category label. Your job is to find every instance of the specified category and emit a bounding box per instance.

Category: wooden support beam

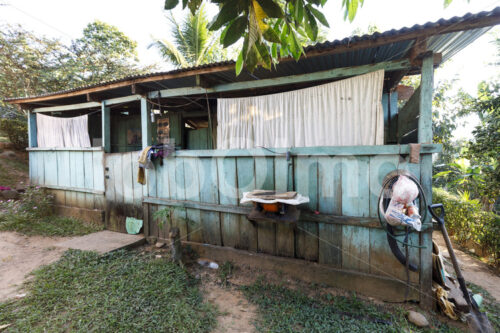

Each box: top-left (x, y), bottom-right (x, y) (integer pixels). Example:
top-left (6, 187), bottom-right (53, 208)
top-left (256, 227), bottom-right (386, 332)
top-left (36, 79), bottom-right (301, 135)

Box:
top-left (418, 53), bottom-right (434, 144)
top-left (86, 92), bottom-right (102, 103)
top-left (33, 95), bottom-right (143, 112)
top-left (28, 110), bottom-right (37, 148)
top-left (141, 97), bottom-right (152, 149)
top-left (101, 102), bottom-right (111, 153)
top-left (409, 37), bottom-right (428, 66)
top-left (131, 83), bottom-right (147, 96)
top-left (150, 59), bottom-right (412, 99)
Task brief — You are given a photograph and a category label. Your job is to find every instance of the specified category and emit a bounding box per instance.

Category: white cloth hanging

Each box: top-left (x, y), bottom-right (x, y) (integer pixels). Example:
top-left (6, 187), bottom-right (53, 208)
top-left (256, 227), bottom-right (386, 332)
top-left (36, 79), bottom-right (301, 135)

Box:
top-left (217, 70), bottom-right (385, 149)
top-left (36, 113), bottom-right (91, 148)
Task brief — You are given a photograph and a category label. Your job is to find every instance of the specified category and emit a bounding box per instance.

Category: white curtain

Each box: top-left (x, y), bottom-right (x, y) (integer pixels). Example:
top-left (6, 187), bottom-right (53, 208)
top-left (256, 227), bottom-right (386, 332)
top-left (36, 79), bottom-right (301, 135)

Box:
top-left (217, 70), bottom-right (385, 149)
top-left (36, 113), bottom-right (91, 148)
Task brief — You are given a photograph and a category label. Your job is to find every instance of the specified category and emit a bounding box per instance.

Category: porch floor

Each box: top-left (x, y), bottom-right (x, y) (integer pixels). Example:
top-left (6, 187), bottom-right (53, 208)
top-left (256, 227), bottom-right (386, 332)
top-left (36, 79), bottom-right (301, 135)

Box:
top-left (56, 230), bottom-right (145, 254)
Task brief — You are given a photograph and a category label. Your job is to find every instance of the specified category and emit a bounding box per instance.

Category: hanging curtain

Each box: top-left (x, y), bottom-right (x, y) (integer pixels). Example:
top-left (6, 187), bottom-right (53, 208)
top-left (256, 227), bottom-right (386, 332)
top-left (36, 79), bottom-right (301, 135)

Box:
top-left (217, 70), bottom-right (385, 149)
top-left (36, 113), bottom-right (91, 148)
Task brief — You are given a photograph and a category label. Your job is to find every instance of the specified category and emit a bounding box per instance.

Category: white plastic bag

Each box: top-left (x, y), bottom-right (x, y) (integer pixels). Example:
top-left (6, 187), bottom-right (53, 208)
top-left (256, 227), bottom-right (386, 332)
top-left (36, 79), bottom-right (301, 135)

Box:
top-left (381, 175), bottom-right (422, 231)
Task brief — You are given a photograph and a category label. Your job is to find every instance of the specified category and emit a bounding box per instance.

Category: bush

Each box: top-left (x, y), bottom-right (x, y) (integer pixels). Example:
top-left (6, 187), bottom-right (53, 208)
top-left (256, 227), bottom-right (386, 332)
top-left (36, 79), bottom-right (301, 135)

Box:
top-left (0, 118), bottom-right (28, 150)
top-left (433, 187), bottom-right (500, 265)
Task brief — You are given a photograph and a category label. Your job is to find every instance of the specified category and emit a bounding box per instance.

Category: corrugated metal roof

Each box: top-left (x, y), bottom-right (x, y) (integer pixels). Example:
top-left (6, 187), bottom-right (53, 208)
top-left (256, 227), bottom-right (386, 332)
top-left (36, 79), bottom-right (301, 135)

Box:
top-left (6, 7), bottom-right (500, 103)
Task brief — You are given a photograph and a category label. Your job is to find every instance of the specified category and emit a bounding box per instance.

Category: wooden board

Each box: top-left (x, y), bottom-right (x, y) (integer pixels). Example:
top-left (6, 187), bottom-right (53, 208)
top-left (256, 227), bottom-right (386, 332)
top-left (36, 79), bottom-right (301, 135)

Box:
top-left (274, 157), bottom-right (294, 257)
top-left (255, 157), bottom-right (276, 255)
top-left (236, 157), bottom-right (257, 251)
top-left (183, 157), bottom-right (203, 242)
top-left (294, 157), bottom-right (318, 261)
top-left (217, 157), bottom-right (240, 248)
top-left (198, 158), bottom-right (221, 245)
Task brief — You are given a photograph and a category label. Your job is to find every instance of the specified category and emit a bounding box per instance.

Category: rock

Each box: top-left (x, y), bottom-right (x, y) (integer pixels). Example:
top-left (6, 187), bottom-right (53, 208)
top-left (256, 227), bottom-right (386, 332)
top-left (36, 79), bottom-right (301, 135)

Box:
top-left (407, 311), bottom-right (429, 327)
top-left (155, 255), bottom-right (162, 259)
top-left (0, 324), bottom-right (12, 331)
top-left (0, 190), bottom-right (19, 200)
top-left (155, 242), bottom-right (165, 248)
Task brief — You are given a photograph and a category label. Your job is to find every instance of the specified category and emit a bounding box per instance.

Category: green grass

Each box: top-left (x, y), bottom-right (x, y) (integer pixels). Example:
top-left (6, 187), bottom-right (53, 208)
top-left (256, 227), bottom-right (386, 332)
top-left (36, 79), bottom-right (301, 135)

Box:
top-left (241, 279), bottom-right (461, 333)
top-left (0, 154), bottom-right (28, 187)
top-left (0, 250), bottom-right (217, 333)
top-left (0, 214), bottom-right (102, 236)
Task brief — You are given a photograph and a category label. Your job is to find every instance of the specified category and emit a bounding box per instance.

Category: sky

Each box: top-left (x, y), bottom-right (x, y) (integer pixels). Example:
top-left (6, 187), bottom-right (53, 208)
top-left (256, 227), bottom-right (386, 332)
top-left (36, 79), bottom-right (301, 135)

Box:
top-left (1, 0), bottom-right (499, 137)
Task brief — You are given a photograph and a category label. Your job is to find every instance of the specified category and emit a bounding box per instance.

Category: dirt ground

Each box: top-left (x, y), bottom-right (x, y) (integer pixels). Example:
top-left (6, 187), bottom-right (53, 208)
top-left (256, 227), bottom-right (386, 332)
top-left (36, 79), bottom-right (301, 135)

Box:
top-left (1, 231), bottom-right (498, 331)
top-left (0, 231), bottom-right (70, 300)
top-left (433, 233), bottom-right (500, 301)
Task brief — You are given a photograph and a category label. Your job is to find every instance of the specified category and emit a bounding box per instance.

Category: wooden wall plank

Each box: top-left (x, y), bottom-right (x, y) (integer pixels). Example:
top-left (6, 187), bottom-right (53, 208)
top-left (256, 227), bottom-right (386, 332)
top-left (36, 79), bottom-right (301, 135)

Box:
top-left (44, 151), bottom-right (58, 186)
top-left (198, 157), bottom-right (221, 245)
top-left (342, 156), bottom-right (370, 217)
top-left (217, 157), bottom-right (240, 248)
top-left (318, 156), bottom-right (342, 266)
top-left (131, 154), bottom-right (143, 211)
top-left (255, 157), bottom-right (276, 255)
top-left (342, 225), bottom-right (370, 273)
top-left (275, 156), bottom-right (294, 257)
top-left (83, 151), bottom-right (95, 209)
top-left (173, 157), bottom-right (188, 240)
top-left (368, 155), bottom-right (398, 217)
top-left (236, 157), bottom-right (257, 251)
top-left (93, 151), bottom-right (105, 210)
top-left (183, 157), bottom-right (203, 242)
top-left (74, 152), bottom-right (86, 208)
top-left (294, 157), bottom-right (319, 261)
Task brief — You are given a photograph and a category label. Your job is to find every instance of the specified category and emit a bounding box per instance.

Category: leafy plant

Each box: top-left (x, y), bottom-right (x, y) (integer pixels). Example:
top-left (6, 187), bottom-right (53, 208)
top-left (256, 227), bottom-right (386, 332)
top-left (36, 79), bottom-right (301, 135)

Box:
top-left (150, 4), bottom-right (229, 68)
top-left (153, 206), bottom-right (186, 229)
top-left (218, 261), bottom-right (234, 287)
top-left (433, 187), bottom-right (499, 266)
top-left (0, 118), bottom-right (28, 150)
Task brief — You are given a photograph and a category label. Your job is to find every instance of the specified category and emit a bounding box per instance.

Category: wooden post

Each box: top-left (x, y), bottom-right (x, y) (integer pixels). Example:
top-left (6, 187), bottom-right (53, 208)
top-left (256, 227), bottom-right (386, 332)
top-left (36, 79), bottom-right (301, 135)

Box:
top-left (101, 102), bottom-right (111, 152)
top-left (418, 52), bottom-right (434, 309)
top-left (28, 110), bottom-right (37, 148)
top-left (418, 52), bottom-right (434, 144)
top-left (141, 97), bottom-right (152, 149)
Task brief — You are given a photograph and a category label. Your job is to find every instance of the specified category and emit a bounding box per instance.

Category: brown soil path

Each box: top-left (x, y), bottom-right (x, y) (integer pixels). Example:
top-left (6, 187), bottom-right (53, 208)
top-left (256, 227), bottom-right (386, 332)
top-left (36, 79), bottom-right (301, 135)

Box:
top-left (433, 233), bottom-right (500, 301)
top-left (0, 231), bottom-right (70, 300)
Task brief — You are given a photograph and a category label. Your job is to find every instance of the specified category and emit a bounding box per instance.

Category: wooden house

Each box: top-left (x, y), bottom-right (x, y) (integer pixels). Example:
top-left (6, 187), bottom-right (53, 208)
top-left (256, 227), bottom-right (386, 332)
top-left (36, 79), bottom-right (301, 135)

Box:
top-left (6, 8), bottom-right (500, 307)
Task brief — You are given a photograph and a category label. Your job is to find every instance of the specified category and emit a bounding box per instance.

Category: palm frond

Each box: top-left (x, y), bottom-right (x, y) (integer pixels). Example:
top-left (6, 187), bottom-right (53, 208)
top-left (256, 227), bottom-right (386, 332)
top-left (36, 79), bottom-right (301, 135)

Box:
top-left (148, 39), bottom-right (188, 68)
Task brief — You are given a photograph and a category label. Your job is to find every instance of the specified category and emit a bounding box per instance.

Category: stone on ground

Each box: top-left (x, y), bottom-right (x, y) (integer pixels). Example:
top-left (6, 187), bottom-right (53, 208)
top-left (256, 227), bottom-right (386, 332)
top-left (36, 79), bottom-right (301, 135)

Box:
top-left (56, 230), bottom-right (144, 254)
top-left (407, 310), bottom-right (429, 327)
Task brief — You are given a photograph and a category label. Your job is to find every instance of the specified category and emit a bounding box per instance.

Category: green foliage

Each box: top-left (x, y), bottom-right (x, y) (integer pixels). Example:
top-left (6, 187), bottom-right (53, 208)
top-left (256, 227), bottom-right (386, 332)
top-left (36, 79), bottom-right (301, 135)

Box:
top-left (66, 20), bottom-right (149, 86)
top-left (0, 249), bottom-right (217, 332)
top-left (1, 22), bottom-right (151, 117)
top-left (153, 207), bottom-right (186, 229)
top-left (150, 5), bottom-right (229, 68)
top-left (433, 187), bottom-right (500, 265)
top-left (241, 280), bottom-right (457, 332)
top-left (164, 0), bottom-right (360, 73)
top-left (0, 25), bottom-right (68, 117)
top-left (0, 186), bottom-right (101, 236)
top-left (0, 118), bottom-right (28, 150)
top-left (218, 261), bottom-right (234, 287)
top-left (433, 158), bottom-right (485, 198)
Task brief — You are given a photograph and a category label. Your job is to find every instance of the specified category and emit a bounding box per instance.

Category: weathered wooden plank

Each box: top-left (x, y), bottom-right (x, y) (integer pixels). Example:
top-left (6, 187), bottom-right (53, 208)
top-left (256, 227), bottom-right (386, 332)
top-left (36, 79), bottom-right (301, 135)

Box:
top-left (183, 157), bottom-right (203, 242)
top-left (294, 157), bottom-right (319, 261)
top-left (420, 153), bottom-right (434, 307)
top-left (141, 98), bottom-right (152, 149)
top-left (198, 157), bottom-right (221, 245)
top-left (102, 103), bottom-right (110, 152)
top-left (418, 53), bottom-right (434, 144)
top-left (368, 155), bottom-right (398, 217)
top-left (28, 111), bottom-right (37, 147)
top-left (342, 225), bottom-right (370, 273)
top-left (172, 144), bottom-right (441, 158)
top-left (342, 156), bottom-right (370, 217)
top-left (275, 156), bottom-right (294, 257)
top-left (93, 151), bottom-right (105, 210)
top-left (173, 157), bottom-right (188, 240)
top-left (369, 228), bottom-right (419, 284)
top-left (318, 156), bottom-right (343, 266)
top-left (236, 157), bottom-right (257, 251)
top-left (43, 151), bottom-right (57, 186)
top-left (74, 152), bottom-right (86, 208)
top-left (131, 153), bottom-right (143, 210)
top-left (121, 152), bottom-right (135, 218)
top-left (255, 157), bottom-right (276, 255)
top-left (217, 157), bottom-right (240, 248)
top-left (66, 152), bottom-right (78, 207)
top-left (398, 87), bottom-right (421, 141)
top-left (83, 151), bottom-right (95, 209)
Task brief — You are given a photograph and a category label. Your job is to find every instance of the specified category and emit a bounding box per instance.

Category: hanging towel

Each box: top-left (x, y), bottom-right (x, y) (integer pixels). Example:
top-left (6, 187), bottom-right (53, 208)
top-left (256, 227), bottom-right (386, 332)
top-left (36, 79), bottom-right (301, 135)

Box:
top-left (137, 146), bottom-right (152, 185)
top-left (36, 113), bottom-right (91, 148)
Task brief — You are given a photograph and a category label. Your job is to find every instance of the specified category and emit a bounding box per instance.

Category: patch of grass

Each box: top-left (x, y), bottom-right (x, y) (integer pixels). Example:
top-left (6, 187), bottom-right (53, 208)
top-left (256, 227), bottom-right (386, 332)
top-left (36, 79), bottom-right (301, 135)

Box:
top-left (0, 214), bottom-right (102, 236)
top-left (0, 249), bottom-right (217, 332)
top-left (241, 280), bottom-right (461, 332)
top-left (467, 282), bottom-right (500, 331)
top-left (0, 153), bottom-right (28, 187)
top-left (218, 261), bottom-right (234, 287)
